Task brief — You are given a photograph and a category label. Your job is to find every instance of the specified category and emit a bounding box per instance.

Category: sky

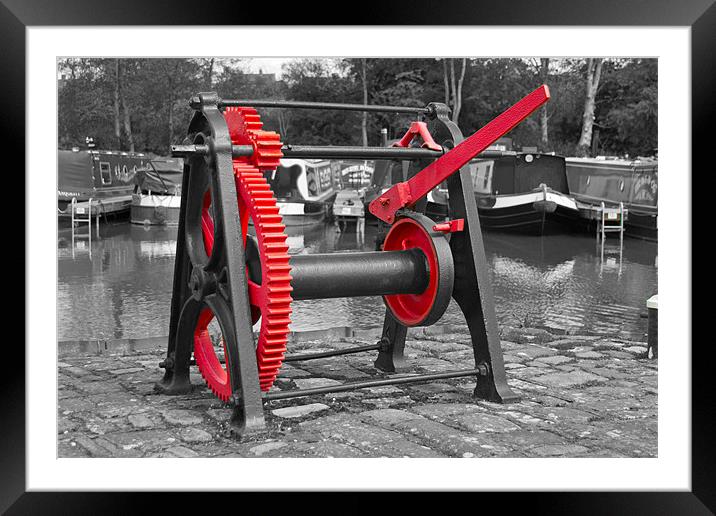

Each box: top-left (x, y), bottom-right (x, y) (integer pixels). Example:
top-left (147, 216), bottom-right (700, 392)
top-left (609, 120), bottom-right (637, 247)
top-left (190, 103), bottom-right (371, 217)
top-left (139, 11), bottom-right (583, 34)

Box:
top-left (241, 58), bottom-right (293, 78)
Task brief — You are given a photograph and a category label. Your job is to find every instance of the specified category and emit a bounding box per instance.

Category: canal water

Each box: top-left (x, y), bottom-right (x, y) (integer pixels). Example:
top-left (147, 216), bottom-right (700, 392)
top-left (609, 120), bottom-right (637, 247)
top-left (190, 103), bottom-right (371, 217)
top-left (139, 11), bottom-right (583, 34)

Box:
top-left (58, 221), bottom-right (657, 343)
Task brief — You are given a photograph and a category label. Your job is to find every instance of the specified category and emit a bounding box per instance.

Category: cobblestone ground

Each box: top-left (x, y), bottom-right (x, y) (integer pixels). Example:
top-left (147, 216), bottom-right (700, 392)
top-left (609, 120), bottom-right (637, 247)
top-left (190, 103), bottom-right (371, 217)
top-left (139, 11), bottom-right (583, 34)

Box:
top-left (58, 326), bottom-right (657, 458)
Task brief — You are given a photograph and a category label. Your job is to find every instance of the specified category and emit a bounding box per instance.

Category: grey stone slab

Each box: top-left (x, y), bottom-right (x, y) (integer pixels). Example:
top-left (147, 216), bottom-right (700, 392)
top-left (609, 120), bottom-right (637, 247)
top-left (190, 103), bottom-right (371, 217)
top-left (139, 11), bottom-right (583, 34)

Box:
top-left (360, 408), bottom-right (425, 426)
top-left (271, 403), bottom-right (330, 418)
top-left (575, 351), bottom-right (605, 359)
top-left (408, 382), bottom-right (457, 394)
top-left (501, 327), bottom-right (555, 344)
top-left (109, 429), bottom-right (181, 453)
top-left (250, 441), bottom-right (288, 456)
top-left (488, 429), bottom-right (566, 448)
top-left (293, 378), bottom-right (342, 389)
top-left (361, 396), bottom-right (414, 409)
top-left (406, 340), bottom-right (469, 353)
top-left (128, 413), bottom-right (155, 429)
top-left (58, 417), bottom-right (79, 434)
top-left (392, 418), bottom-right (495, 458)
top-left (76, 380), bottom-right (123, 395)
top-left (534, 371), bottom-right (608, 388)
top-left (535, 355), bottom-right (573, 365)
top-left (529, 444), bottom-right (590, 457)
top-left (63, 366), bottom-right (96, 378)
top-left (165, 445), bottom-right (199, 458)
top-left (109, 367), bottom-right (145, 376)
top-left (454, 413), bottom-right (522, 433)
top-left (375, 439), bottom-right (446, 458)
top-left (162, 409), bottom-right (204, 426)
top-left (292, 441), bottom-right (367, 457)
top-left (179, 427), bottom-right (214, 443)
top-left (514, 346), bottom-right (558, 359)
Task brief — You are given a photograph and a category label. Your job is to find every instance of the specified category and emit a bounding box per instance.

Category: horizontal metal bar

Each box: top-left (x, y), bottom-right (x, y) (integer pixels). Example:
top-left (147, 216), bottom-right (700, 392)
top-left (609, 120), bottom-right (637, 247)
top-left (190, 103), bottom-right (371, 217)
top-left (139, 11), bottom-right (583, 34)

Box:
top-left (283, 343), bottom-right (380, 363)
top-left (171, 144), bottom-right (210, 157)
top-left (281, 145), bottom-right (444, 160)
top-left (220, 99), bottom-right (429, 115)
top-left (263, 368), bottom-right (483, 400)
top-left (176, 143), bottom-right (517, 161)
top-left (188, 343), bottom-right (380, 367)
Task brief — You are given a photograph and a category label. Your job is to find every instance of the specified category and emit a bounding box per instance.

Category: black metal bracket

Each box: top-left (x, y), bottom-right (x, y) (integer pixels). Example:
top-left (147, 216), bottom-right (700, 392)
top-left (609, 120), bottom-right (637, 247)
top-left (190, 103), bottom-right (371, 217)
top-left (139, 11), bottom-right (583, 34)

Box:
top-left (374, 102), bottom-right (519, 403)
top-left (154, 92), bottom-right (266, 437)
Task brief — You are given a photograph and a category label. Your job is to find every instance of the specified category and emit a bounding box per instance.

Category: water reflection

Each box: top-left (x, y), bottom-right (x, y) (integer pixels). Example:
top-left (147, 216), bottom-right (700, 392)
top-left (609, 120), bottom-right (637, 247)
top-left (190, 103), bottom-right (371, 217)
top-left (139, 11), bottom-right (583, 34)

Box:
top-left (57, 221), bottom-right (657, 342)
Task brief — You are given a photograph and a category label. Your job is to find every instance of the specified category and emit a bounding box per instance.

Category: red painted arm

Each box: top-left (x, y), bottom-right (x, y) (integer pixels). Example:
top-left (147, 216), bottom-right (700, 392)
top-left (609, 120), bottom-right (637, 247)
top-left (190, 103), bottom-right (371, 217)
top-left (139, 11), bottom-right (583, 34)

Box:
top-left (369, 85), bottom-right (551, 224)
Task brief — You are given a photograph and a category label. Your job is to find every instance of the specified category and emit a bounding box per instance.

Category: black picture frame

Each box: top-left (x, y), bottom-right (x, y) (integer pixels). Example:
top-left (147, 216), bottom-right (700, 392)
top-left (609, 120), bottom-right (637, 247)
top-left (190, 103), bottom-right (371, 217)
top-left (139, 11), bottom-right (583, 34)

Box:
top-left (6, 0), bottom-right (711, 512)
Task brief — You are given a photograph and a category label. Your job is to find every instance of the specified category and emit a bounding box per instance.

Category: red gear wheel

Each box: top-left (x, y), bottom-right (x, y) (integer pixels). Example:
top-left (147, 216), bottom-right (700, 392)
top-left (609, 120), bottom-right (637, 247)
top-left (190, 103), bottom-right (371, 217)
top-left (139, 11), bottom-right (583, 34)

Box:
top-left (224, 106), bottom-right (283, 171)
top-left (194, 108), bottom-right (291, 400)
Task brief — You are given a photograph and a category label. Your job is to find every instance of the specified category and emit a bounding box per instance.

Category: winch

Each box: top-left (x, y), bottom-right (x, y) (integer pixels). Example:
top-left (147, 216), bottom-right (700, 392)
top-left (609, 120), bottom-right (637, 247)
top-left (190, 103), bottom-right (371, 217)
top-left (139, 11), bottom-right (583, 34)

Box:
top-left (155, 85), bottom-right (551, 436)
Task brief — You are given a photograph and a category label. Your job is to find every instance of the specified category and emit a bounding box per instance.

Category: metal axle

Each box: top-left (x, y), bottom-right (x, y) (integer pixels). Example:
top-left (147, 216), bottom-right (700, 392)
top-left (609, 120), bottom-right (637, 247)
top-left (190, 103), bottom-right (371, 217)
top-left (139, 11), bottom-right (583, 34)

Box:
top-left (284, 249), bottom-right (430, 301)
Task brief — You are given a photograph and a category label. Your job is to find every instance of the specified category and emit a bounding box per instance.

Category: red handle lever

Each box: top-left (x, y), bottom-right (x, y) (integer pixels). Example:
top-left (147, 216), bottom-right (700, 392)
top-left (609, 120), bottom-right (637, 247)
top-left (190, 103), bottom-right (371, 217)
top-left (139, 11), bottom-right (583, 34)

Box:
top-left (369, 85), bottom-right (550, 224)
top-left (433, 219), bottom-right (464, 233)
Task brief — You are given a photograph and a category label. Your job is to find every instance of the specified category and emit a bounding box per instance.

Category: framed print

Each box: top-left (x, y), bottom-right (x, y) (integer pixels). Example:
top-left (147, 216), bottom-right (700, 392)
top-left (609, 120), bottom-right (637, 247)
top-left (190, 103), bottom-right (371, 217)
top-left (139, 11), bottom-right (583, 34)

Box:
top-left (5, 0), bottom-right (712, 511)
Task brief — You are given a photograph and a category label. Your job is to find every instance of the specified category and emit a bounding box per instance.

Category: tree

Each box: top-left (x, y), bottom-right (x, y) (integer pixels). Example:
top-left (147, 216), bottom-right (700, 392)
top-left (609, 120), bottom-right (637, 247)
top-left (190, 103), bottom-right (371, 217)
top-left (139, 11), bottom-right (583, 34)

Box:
top-left (360, 59), bottom-right (368, 146)
top-left (539, 58), bottom-right (550, 149)
top-left (596, 59), bottom-right (657, 156)
top-left (577, 58), bottom-right (603, 156)
top-left (442, 58), bottom-right (467, 124)
top-left (112, 60), bottom-right (121, 148)
top-left (57, 57), bottom-right (656, 159)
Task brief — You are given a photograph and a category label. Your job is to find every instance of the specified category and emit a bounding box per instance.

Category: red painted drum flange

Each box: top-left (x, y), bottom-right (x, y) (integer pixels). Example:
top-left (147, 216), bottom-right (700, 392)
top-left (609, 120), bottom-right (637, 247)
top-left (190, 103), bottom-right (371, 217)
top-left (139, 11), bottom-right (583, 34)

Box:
top-left (382, 212), bottom-right (454, 327)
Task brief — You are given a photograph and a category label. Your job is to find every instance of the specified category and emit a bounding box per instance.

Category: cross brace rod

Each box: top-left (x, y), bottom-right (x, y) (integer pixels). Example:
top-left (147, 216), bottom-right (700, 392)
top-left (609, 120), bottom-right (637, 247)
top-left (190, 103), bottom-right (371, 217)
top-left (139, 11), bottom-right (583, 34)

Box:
top-left (263, 368), bottom-right (485, 400)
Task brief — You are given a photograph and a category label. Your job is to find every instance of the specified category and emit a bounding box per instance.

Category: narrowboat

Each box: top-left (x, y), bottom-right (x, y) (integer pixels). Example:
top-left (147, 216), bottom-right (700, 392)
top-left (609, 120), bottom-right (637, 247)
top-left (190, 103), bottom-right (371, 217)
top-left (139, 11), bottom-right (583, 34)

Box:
top-left (339, 160), bottom-right (374, 189)
top-left (428, 152), bottom-right (579, 234)
top-left (565, 157), bottom-right (658, 241)
top-left (58, 148), bottom-right (150, 220)
top-left (331, 160), bottom-right (373, 228)
top-left (264, 159), bottom-right (338, 226)
top-left (332, 189), bottom-right (365, 228)
top-left (130, 159), bottom-right (183, 226)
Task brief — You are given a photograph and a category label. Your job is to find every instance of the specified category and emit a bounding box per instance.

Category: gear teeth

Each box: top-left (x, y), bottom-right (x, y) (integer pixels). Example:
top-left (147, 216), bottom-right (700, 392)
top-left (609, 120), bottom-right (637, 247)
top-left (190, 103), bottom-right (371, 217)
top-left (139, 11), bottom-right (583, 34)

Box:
top-left (194, 105), bottom-right (291, 398)
top-left (224, 107), bottom-right (283, 171)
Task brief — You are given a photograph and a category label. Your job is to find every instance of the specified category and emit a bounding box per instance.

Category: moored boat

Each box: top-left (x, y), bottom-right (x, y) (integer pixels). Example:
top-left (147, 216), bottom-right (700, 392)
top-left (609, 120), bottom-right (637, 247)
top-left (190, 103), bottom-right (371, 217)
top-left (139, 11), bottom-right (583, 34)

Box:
top-left (565, 157), bottom-right (658, 241)
top-left (264, 158), bottom-right (338, 227)
top-left (332, 188), bottom-right (365, 229)
top-left (58, 148), bottom-right (150, 221)
top-left (130, 158), bottom-right (183, 226)
top-left (428, 152), bottom-right (579, 234)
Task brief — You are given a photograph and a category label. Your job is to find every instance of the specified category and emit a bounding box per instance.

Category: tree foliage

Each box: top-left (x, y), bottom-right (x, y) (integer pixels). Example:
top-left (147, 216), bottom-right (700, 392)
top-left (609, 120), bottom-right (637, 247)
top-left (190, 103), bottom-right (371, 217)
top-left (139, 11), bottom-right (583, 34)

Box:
top-left (58, 57), bottom-right (657, 158)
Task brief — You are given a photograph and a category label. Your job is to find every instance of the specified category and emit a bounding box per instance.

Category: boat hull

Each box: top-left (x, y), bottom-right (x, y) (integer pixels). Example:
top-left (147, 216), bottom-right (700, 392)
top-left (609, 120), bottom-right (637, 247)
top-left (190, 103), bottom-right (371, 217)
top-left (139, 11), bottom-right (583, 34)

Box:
top-left (275, 201), bottom-right (327, 227)
top-left (565, 157), bottom-right (658, 241)
top-left (130, 194), bottom-right (181, 226)
top-left (428, 190), bottom-right (579, 235)
top-left (477, 204), bottom-right (578, 235)
top-left (624, 210), bottom-right (657, 241)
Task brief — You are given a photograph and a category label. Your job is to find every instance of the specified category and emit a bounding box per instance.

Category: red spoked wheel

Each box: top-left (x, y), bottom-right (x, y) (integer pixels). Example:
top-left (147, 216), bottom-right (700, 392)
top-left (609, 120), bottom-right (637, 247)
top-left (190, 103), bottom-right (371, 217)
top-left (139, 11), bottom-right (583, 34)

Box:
top-left (382, 213), bottom-right (454, 327)
top-left (194, 107), bottom-right (290, 400)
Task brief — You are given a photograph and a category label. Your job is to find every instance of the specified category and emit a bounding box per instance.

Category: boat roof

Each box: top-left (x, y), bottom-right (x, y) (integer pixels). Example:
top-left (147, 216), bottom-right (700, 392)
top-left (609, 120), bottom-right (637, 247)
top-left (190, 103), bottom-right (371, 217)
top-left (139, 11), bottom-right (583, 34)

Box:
top-left (59, 148), bottom-right (148, 158)
top-left (148, 158), bottom-right (183, 174)
top-left (565, 156), bottom-right (657, 167)
top-left (279, 158), bottom-right (331, 168)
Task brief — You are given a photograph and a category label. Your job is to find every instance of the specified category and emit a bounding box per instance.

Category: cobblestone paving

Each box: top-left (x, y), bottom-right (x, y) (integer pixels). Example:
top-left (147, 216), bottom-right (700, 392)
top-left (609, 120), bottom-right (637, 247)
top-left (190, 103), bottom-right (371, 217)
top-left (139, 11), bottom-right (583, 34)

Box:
top-left (57, 326), bottom-right (657, 458)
